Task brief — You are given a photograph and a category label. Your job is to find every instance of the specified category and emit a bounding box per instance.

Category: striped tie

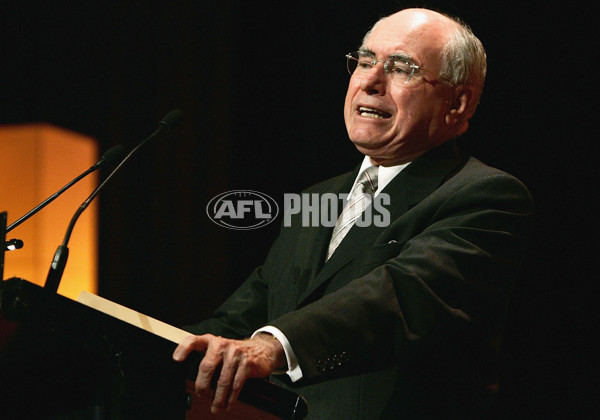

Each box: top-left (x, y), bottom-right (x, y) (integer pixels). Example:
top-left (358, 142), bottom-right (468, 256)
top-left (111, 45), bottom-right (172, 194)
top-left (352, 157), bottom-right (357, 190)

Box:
top-left (326, 165), bottom-right (378, 260)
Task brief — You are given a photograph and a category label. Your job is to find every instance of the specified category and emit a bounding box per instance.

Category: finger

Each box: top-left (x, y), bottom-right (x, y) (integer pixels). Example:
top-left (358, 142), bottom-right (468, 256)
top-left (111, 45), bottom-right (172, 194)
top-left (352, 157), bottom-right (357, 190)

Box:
top-left (211, 349), bottom-right (241, 413)
top-left (172, 336), bottom-right (195, 362)
top-left (226, 361), bottom-right (249, 412)
top-left (172, 334), bottom-right (209, 362)
top-left (195, 340), bottom-right (225, 397)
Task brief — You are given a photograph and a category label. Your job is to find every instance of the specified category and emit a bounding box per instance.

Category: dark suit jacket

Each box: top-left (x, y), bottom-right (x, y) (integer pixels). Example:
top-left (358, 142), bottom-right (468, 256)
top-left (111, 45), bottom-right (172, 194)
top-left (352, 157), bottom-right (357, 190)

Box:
top-left (187, 142), bottom-right (534, 419)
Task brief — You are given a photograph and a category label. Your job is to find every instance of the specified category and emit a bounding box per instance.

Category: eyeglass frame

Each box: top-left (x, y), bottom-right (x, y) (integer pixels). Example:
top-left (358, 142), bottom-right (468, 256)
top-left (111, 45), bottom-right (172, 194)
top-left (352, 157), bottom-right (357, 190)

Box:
top-left (345, 50), bottom-right (455, 86)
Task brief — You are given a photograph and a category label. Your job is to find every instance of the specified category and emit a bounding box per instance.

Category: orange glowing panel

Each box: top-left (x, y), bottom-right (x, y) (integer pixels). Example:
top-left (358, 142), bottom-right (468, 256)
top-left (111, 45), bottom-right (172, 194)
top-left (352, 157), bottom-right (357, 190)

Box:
top-left (0, 124), bottom-right (98, 299)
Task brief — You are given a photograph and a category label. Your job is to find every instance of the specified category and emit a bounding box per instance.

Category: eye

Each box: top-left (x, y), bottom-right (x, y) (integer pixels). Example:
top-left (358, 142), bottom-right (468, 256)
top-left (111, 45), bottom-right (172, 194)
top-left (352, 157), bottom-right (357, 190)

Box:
top-left (357, 58), bottom-right (374, 70)
top-left (389, 60), bottom-right (411, 75)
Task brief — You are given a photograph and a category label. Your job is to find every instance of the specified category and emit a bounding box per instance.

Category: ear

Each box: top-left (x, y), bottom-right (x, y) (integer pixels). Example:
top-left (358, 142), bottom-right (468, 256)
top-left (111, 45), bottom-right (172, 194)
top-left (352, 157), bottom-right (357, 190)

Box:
top-left (445, 86), bottom-right (475, 130)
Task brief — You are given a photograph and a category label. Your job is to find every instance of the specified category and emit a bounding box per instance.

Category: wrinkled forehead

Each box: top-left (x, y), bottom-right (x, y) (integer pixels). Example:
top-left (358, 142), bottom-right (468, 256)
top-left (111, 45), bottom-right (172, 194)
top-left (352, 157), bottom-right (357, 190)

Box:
top-left (363, 10), bottom-right (455, 67)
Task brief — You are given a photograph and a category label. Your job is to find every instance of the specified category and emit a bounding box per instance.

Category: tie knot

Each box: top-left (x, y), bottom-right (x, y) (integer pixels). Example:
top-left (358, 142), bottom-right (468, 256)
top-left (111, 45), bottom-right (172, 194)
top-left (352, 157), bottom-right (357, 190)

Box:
top-left (357, 165), bottom-right (378, 194)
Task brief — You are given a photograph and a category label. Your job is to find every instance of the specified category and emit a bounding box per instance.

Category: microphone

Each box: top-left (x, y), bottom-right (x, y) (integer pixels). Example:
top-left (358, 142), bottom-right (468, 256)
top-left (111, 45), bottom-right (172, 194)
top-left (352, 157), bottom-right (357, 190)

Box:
top-left (5, 144), bottom-right (126, 234)
top-left (44, 109), bottom-right (183, 293)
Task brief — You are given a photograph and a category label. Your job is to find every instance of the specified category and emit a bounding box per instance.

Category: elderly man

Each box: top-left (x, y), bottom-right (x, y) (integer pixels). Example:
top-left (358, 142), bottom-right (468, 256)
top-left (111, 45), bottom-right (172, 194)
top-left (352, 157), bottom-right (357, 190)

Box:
top-left (174, 8), bottom-right (533, 419)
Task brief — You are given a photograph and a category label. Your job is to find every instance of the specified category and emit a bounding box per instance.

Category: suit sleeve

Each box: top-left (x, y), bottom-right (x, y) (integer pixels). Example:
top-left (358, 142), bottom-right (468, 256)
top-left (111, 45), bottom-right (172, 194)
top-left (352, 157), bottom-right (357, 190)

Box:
top-left (183, 215), bottom-right (302, 339)
top-left (182, 266), bottom-right (269, 338)
top-left (269, 171), bottom-right (534, 383)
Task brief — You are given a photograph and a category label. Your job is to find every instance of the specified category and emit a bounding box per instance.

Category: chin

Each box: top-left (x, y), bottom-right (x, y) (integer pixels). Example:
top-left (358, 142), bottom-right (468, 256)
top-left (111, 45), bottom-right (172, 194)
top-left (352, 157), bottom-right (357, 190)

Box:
top-left (350, 135), bottom-right (389, 150)
top-left (352, 142), bottom-right (390, 159)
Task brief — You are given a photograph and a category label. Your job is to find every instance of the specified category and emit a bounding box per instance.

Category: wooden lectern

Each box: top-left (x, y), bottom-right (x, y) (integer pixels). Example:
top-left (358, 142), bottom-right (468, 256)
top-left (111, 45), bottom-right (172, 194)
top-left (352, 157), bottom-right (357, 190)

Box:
top-left (0, 277), bottom-right (308, 419)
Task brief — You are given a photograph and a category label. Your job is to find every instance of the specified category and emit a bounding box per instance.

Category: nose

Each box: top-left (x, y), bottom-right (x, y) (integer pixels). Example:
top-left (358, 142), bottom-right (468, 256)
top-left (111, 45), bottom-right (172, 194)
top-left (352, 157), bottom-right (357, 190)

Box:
top-left (359, 62), bottom-right (387, 95)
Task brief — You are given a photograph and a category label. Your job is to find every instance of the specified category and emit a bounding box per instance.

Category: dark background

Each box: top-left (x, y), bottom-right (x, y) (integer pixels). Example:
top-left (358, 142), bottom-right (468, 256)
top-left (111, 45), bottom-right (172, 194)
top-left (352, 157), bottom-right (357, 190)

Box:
top-left (1, 1), bottom-right (594, 418)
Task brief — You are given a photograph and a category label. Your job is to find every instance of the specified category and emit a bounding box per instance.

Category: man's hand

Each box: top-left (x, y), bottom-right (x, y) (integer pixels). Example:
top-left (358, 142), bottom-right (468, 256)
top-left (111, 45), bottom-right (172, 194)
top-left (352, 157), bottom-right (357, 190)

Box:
top-left (173, 333), bottom-right (286, 414)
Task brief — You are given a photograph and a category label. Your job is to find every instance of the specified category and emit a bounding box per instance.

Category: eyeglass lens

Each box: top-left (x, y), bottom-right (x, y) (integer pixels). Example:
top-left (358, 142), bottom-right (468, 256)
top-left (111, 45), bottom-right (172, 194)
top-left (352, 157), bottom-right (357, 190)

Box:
top-left (346, 52), bottom-right (417, 85)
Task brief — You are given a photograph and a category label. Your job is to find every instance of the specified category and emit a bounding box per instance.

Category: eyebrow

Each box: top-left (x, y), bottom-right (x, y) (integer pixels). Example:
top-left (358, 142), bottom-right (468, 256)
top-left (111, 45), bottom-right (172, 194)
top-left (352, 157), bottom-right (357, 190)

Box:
top-left (358, 47), bottom-right (415, 64)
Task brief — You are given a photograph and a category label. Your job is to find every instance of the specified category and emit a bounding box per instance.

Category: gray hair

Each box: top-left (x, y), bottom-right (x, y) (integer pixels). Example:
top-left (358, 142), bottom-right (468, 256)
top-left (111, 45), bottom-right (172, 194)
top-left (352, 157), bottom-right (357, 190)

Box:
top-left (362, 11), bottom-right (487, 118)
top-left (439, 15), bottom-right (487, 118)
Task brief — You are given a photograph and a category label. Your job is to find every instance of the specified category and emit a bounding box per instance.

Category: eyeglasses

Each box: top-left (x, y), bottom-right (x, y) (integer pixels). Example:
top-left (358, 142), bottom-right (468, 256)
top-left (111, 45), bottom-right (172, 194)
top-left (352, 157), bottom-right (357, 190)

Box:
top-left (346, 51), bottom-right (453, 86)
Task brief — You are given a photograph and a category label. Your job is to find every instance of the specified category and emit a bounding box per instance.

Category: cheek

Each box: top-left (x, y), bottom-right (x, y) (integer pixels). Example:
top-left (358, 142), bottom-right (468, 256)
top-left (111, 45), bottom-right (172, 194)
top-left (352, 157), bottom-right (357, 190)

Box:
top-left (343, 93), bottom-right (352, 124)
top-left (395, 103), bottom-right (451, 149)
top-left (394, 91), bottom-right (444, 127)
top-left (344, 82), bottom-right (359, 120)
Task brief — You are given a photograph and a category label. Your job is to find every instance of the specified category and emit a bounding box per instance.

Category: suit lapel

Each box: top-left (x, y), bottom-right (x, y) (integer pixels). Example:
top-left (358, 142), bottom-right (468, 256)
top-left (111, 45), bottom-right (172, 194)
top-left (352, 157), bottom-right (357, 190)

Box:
top-left (297, 141), bottom-right (466, 306)
top-left (291, 168), bottom-right (358, 300)
top-left (402, 140), bottom-right (465, 209)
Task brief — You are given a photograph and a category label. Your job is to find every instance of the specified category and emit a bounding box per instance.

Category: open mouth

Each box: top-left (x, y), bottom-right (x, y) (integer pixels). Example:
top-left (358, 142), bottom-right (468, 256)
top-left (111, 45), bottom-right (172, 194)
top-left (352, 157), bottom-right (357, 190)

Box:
top-left (358, 106), bottom-right (391, 119)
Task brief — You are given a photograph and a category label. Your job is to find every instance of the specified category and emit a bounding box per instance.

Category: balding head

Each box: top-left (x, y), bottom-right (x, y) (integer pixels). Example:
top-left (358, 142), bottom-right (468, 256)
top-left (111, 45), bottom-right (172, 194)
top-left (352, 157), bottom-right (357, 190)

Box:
top-left (344, 8), bottom-right (487, 165)
top-left (365, 8), bottom-right (486, 115)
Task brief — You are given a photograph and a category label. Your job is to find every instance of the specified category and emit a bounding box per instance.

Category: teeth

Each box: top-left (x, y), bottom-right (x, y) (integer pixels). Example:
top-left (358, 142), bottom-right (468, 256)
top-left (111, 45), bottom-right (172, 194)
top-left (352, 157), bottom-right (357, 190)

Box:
top-left (359, 106), bottom-right (385, 119)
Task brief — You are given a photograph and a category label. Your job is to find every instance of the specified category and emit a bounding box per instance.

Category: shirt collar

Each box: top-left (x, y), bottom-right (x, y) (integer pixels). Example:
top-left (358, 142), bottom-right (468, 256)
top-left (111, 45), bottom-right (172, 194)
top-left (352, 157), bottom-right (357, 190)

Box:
top-left (355, 155), bottom-right (410, 196)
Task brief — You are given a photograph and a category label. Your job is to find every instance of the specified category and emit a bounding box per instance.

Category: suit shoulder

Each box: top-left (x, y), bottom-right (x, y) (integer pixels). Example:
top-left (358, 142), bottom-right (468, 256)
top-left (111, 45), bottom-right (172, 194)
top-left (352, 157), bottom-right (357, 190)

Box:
top-left (456, 157), bottom-right (526, 185)
top-left (450, 157), bottom-right (534, 204)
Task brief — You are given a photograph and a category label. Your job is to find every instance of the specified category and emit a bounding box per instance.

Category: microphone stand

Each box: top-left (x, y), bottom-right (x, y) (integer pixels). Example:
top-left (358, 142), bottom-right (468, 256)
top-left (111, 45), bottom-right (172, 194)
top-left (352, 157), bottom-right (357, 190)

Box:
top-left (1, 145), bottom-right (125, 284)
top-left (4, 166), bottom-right (97, 283)
top-left (1, 211), bottom-right (6, 281)
top-left (6, 165), bottom-right (99, 234)
top-left (45, 109), bottom-right (183, 293)
top-left (5, 145), bottom-right (125, 235)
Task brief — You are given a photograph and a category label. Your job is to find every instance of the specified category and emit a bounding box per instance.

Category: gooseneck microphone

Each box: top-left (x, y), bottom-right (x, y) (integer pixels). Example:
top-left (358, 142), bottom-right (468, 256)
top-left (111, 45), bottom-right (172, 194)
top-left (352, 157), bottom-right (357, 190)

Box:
top-left (5, 145), bottom-right (126, 234)
top-left (44, 109), bottom-right (183, 293)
